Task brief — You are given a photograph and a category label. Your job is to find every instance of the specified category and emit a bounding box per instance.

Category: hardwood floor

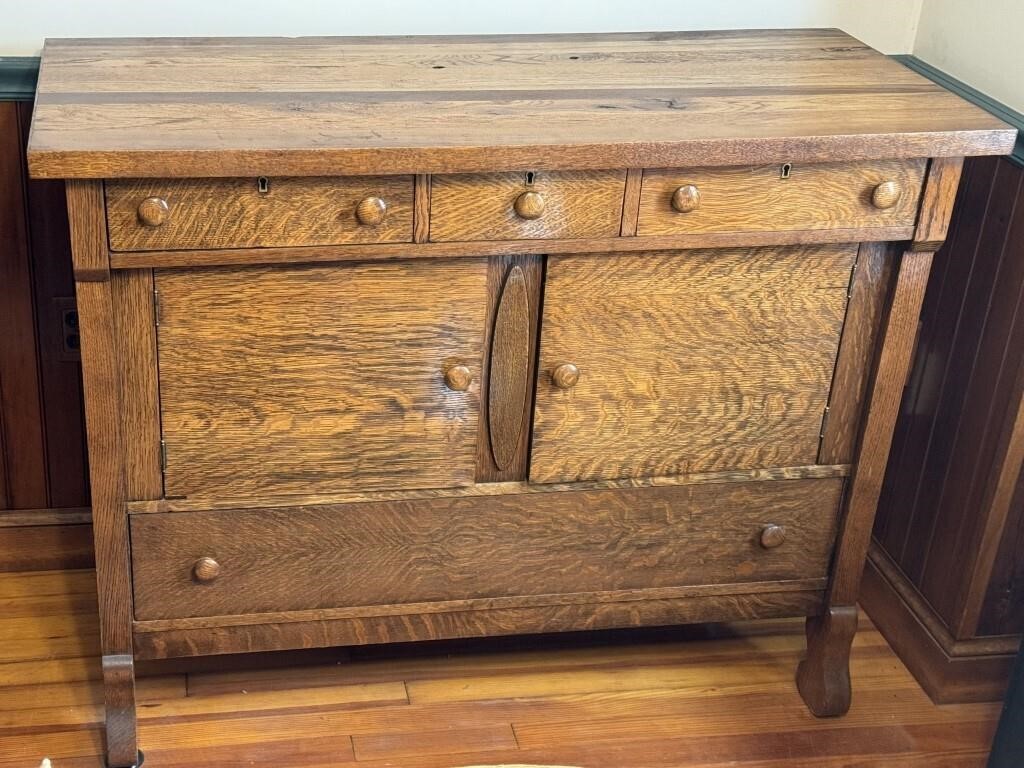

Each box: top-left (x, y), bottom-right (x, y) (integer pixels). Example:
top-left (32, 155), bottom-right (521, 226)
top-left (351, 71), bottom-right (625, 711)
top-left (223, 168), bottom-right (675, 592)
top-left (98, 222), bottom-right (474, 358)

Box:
top-left (0, 569), bottom-right (999, 767)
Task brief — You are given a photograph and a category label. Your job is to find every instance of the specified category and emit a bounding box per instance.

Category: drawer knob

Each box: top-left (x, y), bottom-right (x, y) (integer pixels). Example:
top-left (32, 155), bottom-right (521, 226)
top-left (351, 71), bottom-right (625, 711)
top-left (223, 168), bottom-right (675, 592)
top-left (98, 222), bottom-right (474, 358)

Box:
top-left (514, 191), bottom-right (546, 220)
top-left (671, 185), bottom-right (701, 213)
top-left (355, 196), bottom-right (388, 226)
top-left (871, 180), bottom-right (903, 210)
top-left (137, 197), bottom-right (169, 227)
top-left (192, 557), bottom-right (221, 583)
top-left (551, 362), bottom-right (580, 390)
top-left (760, 524), bottom-right (787, 549)
top-left (444, 364), bottom-right (473, 391)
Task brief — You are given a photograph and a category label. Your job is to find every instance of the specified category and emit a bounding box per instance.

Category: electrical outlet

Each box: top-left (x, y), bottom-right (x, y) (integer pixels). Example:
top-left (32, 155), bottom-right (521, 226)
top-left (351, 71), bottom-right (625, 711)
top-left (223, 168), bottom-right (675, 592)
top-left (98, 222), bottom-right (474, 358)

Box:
top-left (53, 297), bottom-right (81, 361)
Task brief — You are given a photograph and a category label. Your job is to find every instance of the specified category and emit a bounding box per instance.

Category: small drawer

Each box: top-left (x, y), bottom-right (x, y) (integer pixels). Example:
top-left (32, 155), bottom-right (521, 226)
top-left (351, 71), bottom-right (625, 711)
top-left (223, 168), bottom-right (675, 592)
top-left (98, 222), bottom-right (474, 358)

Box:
top-left (105, 175), bottom-right (414, 251)
top-left (429, 170), bottom-right (626, 242)
top-left (129, 478), bottom-right (841, 621)
top-left (637, 159), bottom-right (926, 236)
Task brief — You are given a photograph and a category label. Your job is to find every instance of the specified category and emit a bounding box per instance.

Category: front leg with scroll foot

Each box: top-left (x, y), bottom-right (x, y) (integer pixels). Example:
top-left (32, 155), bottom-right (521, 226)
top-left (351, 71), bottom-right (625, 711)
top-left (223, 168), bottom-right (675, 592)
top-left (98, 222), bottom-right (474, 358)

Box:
top-left (102, 654), bottom-right (140, 767)
top-left (796, 605), bottom-right (858, 717)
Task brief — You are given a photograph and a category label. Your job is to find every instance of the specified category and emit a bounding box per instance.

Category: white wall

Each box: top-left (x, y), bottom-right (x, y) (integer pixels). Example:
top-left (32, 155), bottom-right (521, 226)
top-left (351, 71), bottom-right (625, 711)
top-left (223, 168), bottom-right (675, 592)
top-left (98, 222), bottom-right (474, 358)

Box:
top-left (0, 0), bottom-right (923, 57)
top-left (914, 0), bottom-right (1024, 114)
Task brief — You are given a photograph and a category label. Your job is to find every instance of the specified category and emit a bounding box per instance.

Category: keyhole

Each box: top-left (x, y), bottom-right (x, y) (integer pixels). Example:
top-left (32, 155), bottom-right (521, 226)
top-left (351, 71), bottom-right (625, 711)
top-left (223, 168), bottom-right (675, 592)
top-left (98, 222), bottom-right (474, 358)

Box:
top-left (780, 163), bottom-right (793, 180)
top-left (257, 176), bottom-right (270, 193)
top-left (526, 171), bottom-right (536, 185)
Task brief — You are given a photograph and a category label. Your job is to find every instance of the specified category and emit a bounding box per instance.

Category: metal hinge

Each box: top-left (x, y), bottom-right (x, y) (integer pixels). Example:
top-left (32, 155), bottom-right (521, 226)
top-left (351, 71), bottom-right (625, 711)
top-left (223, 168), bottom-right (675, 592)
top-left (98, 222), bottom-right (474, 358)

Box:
top-left (819, 405), bottom-right (831, 440)
top-left (160, 439), bottom-right (168, 471)
top-left (153, 287), bottom-right (161, 326)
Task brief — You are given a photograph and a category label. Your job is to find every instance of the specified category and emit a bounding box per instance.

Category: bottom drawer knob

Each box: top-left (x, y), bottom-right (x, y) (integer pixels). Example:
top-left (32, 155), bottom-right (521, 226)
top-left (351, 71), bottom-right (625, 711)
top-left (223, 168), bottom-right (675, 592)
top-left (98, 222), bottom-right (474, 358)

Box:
top-left (759, 524), bottom-right (787, 549)
top-left (192, 557), bottom-right (221, 583)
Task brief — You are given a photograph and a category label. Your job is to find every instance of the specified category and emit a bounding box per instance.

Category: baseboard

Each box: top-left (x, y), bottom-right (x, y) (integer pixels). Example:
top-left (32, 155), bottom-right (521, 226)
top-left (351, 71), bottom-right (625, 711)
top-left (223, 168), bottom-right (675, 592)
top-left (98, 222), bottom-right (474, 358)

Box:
top-left (862, 541), bottom-right (1018, 703)
top-left (0, 522), bottom-right (94, 572)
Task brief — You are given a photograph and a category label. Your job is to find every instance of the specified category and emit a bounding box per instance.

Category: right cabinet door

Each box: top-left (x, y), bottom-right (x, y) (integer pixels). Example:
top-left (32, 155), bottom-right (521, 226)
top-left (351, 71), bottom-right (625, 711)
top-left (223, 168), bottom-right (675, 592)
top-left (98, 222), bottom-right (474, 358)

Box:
top-left (529, 244), bottom-right (857, 484)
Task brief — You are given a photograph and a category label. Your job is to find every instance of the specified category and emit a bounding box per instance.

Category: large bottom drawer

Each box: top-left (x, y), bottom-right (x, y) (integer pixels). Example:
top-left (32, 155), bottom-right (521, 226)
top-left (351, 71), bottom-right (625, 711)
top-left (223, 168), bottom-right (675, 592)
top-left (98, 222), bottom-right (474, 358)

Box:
top-left (130, 478), bottom-right (844, 621)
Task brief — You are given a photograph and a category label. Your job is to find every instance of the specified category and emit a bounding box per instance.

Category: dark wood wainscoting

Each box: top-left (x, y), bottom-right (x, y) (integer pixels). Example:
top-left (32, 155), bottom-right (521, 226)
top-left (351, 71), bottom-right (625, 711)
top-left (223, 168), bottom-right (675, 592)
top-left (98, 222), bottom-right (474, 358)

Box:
top-left (866, 152), bottom-right (1024, 702)
top-left (0, 100), bottom-right (92, 570)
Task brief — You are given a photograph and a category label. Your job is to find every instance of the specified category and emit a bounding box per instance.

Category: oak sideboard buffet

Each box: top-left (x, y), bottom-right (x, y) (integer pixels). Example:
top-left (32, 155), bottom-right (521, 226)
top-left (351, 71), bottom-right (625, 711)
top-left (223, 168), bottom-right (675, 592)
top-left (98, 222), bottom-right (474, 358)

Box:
top-left (27, 30), bottom-right (1016, 766)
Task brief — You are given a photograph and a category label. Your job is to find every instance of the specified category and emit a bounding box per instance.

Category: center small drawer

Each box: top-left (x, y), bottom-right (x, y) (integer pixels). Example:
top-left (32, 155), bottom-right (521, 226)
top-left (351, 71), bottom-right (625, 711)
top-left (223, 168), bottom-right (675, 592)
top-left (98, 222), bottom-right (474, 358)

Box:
top-left (105, 175), bottom-right (415, 251)
top-left (637, 159), bottom-right (927, 236)
top-left (429, 170), bottom-right (627, 242)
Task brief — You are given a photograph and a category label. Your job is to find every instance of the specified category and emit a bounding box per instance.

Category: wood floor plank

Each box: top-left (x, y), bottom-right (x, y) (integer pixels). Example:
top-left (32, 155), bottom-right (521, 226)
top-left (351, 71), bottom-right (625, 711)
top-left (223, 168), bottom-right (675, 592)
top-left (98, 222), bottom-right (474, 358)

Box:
top-left (0, 566), bottom-right (999, 767)
top-left (186, 628), bottom-right (891, 697)
top-left (352, 723), bottom-right (518, 761)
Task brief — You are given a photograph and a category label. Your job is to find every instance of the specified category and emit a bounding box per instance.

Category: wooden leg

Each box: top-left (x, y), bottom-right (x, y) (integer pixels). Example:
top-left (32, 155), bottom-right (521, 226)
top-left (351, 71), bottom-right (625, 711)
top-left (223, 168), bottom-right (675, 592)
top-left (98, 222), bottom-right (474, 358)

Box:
top-left (796, 605), bottom-right (858, 717)
top-left (102, 654), bottom-right (139, 767)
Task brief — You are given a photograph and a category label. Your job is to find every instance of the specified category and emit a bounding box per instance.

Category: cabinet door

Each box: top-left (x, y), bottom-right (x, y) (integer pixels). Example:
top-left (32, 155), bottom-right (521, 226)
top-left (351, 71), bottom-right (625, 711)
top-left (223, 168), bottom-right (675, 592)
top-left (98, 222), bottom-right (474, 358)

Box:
top-left (530, 245), bottom-right (856, 484)
top-left (156, 259), bottom-right (488, 501)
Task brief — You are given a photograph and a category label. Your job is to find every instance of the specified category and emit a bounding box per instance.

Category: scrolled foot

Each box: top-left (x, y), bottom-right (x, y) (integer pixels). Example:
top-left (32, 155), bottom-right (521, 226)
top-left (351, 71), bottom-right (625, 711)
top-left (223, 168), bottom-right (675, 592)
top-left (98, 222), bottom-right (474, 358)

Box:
top-left (796, 605), bottom-right (858, 717)
top-left (102, 654), bottom-right (139, 767)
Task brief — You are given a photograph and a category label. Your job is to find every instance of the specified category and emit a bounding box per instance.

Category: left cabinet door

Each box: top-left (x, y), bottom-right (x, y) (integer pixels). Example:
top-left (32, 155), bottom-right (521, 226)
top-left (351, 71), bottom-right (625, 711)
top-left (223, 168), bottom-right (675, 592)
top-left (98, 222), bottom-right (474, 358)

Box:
top-left (155, 258), bottom-right (489, 502)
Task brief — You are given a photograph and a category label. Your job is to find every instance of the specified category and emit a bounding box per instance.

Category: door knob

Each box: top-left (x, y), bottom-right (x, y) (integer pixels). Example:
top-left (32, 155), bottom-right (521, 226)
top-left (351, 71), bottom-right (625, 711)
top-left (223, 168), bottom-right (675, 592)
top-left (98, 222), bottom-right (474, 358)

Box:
top-left (551, 363), bottom-right (580, 389)
top-left (444, 364), bottom-right (473, 391)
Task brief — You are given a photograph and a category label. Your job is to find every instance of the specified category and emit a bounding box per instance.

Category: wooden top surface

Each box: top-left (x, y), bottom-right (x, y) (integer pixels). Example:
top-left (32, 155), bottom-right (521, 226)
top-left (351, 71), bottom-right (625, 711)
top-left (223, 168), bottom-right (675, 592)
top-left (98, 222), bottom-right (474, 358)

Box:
top-left (27, 29), bottom-right (1017, 178)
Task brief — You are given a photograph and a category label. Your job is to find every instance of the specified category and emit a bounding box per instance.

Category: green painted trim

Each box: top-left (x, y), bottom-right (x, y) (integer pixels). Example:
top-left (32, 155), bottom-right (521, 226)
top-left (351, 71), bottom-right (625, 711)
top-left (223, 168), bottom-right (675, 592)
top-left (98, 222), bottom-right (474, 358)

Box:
top-left (894, 54), bottom-right (1024, 167)
top-left (0, 57), bottom-right (39, 101)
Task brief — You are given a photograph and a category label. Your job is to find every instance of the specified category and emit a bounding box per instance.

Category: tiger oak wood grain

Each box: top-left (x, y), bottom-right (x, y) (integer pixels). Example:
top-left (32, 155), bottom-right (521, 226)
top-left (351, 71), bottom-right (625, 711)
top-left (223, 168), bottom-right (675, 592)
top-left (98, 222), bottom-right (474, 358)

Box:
top-left (819, 242), bottom-right (898, 464)
top-left (106, 175), bottom-right (414, 250)
top-left (26, 31), bottom-right (1015, 179)
top-left (106, 225), bottom-right (919, 271)
top-left (66, 180), bottom-right (139, 767)
top-left (913, 156), bottom-right (965, 250)
top-left (111, 269), bottom-right (162, 500)
top-left (530, 244), bottom-right (855, 483)
top-left (829, 250), bottom-right (935, 606)
top-left (129, 477), bottom-right (842, 620)
top-left (128, 464), bottom-right (851, 514)
top-left (637, 160), bottom-right (926, 236)
top-left (487, 265), bottom-right (532, 470)
top-left (429, 170), bottom-right (625, 241)
top-left (155, 259), bottom-right (488, 501)
top-left (132, 591), bottom-right (827, 659)
top-left (475, 255), bottom-right (544, 483)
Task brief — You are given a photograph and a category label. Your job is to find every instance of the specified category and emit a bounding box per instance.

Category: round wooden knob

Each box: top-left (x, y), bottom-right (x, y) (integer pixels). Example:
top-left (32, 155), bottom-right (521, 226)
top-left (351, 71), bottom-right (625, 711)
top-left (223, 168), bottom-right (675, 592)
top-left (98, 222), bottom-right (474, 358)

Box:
top-left (444, 364), bottom-right (473, 392)
top-left (355, 196), bottom-right (388, 226)
top-left (871, 180), bottom-right (903, 210)
top-left (192, 557), bottom-right (221, 583)
top-left (137, 197), bottom-right (169, 227)
top-left (551, 363), bottom-right (580, 390)
top-left (514, 191), bottom-right (545, 220)
top-left (760, 524), bottom-right (787, 549)
top-left (671, 185), bottom-right (701, 213)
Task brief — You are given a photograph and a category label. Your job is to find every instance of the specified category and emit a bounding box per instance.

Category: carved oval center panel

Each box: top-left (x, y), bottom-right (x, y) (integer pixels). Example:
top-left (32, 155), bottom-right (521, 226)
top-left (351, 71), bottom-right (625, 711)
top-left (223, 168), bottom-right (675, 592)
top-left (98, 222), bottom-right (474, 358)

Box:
top-left (488, 265), bottom-right (531, 470)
